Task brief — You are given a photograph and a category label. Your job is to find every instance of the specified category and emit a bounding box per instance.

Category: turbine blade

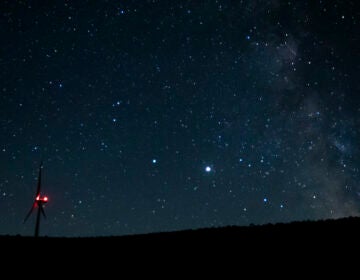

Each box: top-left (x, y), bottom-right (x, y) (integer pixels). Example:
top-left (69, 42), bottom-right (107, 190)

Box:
top-left (40, 205), bottom-right (46, 219)
top-left (36, 161), bottom-right (43, 197)
top-left (23, 205), bottom-right (35, 224)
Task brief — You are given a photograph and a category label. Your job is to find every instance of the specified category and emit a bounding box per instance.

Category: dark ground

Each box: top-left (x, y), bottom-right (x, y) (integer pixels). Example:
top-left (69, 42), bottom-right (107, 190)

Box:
top-left (2, 217), bottom-right (360, 261)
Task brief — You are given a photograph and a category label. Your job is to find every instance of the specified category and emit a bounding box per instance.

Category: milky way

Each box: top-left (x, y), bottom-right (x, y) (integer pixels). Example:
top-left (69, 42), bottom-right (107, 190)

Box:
top-left (0, 1), bottom-right (359, 236)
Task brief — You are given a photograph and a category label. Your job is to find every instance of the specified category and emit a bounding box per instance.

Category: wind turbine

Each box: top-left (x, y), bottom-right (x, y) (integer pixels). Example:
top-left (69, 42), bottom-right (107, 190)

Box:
top-left (24, 162), bottom-right (49, 237)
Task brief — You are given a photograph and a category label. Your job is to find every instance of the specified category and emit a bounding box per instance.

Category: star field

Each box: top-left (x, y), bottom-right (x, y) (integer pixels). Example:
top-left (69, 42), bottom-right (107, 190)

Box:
top-left (0, 0), bottom-right (359, 237)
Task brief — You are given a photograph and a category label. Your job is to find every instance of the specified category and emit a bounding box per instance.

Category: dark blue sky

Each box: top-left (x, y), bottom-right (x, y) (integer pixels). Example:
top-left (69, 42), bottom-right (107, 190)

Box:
top-left (0, 0), bottom-right (359, 237)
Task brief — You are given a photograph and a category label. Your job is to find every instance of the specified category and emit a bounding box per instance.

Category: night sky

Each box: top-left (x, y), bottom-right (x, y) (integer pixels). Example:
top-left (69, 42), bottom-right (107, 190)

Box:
top-left (0, 0), bottom-right (359, 237)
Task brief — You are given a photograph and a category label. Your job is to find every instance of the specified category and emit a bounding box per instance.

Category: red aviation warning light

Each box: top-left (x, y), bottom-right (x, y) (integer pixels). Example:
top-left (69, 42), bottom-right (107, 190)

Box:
top-left (35, 195), bottom-right (48, 203)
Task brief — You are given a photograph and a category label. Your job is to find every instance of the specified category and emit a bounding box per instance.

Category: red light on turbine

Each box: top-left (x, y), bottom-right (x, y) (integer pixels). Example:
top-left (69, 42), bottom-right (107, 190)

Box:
top-left (43, 196), bottom-right (48, 202)
top-left (36, 195), bottom-right (40, 201)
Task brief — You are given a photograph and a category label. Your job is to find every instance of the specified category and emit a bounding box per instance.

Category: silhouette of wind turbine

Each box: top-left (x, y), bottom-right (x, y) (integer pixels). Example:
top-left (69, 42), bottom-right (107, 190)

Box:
top-left (24, 162), bottom-right (49, 237)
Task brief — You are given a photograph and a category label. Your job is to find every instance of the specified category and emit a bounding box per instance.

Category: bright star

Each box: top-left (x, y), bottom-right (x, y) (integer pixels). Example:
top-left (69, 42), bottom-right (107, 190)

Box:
top-left (205, 166), bottom-right (211, 172)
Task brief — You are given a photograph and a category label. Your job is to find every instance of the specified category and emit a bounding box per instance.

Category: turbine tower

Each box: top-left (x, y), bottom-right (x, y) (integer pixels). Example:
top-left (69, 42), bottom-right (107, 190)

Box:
top-left (24, 162), bottom-right (49, 237)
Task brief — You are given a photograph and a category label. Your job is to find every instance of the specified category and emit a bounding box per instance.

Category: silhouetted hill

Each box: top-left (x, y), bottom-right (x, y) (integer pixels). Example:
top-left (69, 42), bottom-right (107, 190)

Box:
top-left (2, 217), bottom-right (360, 270)
top-left (1, 218), bottom-right (356, 276)
top-left (2, 217), bottom-right (360, 251)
